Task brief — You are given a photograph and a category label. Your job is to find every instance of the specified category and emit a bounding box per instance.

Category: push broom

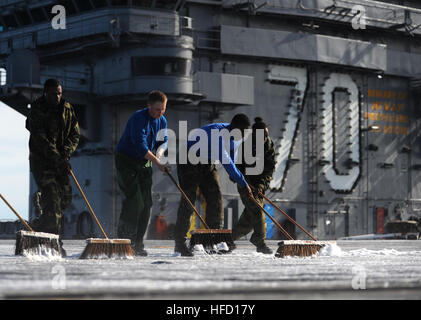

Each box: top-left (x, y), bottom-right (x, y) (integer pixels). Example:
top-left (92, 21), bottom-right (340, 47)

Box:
top-left (0, 193), bottom-right (62, 257)
top-left (165, 168), bottom-right (234, 254)
top-left (248, 189), bottom-right (335, 257)
top-left (68, 169), bottom-right (134, 259)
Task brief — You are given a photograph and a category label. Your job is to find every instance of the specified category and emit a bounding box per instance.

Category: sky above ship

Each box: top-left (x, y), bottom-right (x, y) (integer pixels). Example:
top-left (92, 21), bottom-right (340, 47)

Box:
top-left (0, 101), bottom-right (29, 220)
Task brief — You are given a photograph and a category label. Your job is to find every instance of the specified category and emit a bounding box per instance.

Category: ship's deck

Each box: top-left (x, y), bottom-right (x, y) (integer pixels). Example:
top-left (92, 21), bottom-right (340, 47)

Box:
top-left (0, 239), bottom-right (420, 300)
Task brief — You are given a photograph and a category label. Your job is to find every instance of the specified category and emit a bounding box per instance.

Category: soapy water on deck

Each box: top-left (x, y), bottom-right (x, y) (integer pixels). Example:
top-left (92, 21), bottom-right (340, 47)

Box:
top-left (7, 241), bottom-right (421, 261)
top-left (317, 243), bottom-right (344, 257)
top-left (192, 242), bottom-right (229, 255)
top-left (1, 240), bottom-right (421, 299)
top-left (23, 248), bottom-right (63, 262)
top-left (317, 243), bottom-right (421, 258)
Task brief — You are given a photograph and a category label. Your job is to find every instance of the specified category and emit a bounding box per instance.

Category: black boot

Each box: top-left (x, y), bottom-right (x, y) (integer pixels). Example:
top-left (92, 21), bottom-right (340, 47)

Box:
top-left (135, 248), bottom-right (148, 256)
top-left (256, 243), bottom-right (273, 254)
top-left (228, 242), bottom-right (237, 252)
top-left (59, 238), bottom-right (67, 258)
top-left (134, 243), bottom-right (148, 257)
top-left (174, 241), bottom-right (194, 257)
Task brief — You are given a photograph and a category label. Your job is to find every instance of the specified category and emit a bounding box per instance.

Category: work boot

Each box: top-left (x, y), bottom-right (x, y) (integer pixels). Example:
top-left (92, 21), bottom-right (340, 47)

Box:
top-left (174, 241), bottom-right (194, 257)
top-left (228, 242), bottom-right (237, 252)
top-left (256, 244), bottom-right (273, 254)
top-left (59, 238), bottom-right (67, 258)
top-left (135, 244), bottom-right (148, 257)
top-left (136, 248), bottom-right (148, 257)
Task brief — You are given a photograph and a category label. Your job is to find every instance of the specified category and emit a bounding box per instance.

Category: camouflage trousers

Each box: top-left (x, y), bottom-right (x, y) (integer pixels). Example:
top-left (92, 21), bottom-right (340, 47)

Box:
top-left (175, 162), bottom-right (223, 243)
top-left (31, 161), bottom-right (72, 235)
top-left (115, 152), bottom-right (152, 250)
top-left (232, 186), bottom-right (267, 247)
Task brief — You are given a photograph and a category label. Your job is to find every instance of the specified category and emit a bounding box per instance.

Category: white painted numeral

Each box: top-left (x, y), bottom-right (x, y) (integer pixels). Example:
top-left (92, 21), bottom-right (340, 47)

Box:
top-left (269, 68), bottom-right (361, 193)
top-left (268, 65), bottom-right (307, 190)
top-left (320, 73), bottom-right (360, 191)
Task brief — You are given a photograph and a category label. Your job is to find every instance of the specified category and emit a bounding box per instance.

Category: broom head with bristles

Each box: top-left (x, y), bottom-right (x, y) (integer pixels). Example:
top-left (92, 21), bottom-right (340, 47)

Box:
top-left (189, 229), bottom-right (234, 254)
top-left (275, 240), bottom-right (336, 258)
top-left (15, 230), bottom-right (62, 257)
top-left (79, 238), bottom-right (134, 259)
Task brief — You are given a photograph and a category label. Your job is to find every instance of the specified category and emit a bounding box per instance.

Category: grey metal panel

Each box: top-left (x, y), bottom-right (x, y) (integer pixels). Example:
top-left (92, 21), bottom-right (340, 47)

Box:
top-left (317, 200), bottom-right (358, 239)
top-left (365, 76), bottom-right (410, 200)
top-left (36, 8), bottom-right (180, 45)
top-left (221, 25), bottom-right (387, 71)
top-left (126, 9), bottom-right (180, 36)
top-left (0, 0), bottom-right (22, 6)
top-left (316, 35), bottom-right (386, 70)
top-left (92, 40), bottom-right (194, 96)
top-left (386, 50), bottom-right (421, 77)
top-left (221, 26), bottom-right (317, 63)
top-left (346, 201), bottom-right (366, 236)
top-left (366, 138), bottom-right (403, 202)
top-left (194, 71), bottom-right (254, 105)
top-left (39, 63), bottom-right (90, 93)
top-left (0, 8), bottom-right (180, 54)
top-left (223, 0), bottom-right (421, 35)
top-left (408, 118), bottom-right (421, 199)
top-left (6, 49), bottom-right (40, 85)
top-left (68, 154), bottom-right (116, 236)
top-left (102, 77), bottom-right (194, 97)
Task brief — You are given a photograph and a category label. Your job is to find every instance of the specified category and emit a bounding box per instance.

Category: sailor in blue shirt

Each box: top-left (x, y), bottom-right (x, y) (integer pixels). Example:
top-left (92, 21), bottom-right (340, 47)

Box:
top-left (116, 109), bottom-right (168, 166)
top-left (186, 123), bottom-right (248, 188)
top-left (115, 90), bottom-right (168, 256)
top-left (174, 114), bottom-right (252, 256)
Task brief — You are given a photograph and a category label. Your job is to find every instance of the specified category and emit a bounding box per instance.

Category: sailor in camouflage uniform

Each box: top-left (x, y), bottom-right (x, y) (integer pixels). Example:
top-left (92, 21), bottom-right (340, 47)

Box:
top-left (233, 117), bottom-right (276, 254)
top-left (174, 114), bottom-right (253, 256)
top-left (26, 79), bottom-right (80, 238)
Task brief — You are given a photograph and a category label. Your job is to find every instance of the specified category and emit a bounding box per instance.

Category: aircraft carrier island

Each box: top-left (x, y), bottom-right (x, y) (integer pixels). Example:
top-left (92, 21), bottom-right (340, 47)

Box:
top-left (1, 0), bottom-right (421, 241)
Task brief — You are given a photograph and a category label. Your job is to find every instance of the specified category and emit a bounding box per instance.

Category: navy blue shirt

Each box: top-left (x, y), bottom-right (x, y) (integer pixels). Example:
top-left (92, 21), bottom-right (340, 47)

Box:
top-left (116, 108), bottom-right (168, 160)
top-left (187, 123), bottom-right (248, 187)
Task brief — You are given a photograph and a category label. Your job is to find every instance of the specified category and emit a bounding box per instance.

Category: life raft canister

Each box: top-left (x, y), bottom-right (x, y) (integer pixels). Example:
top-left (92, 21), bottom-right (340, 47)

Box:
top-left (155, 215), bottom-right (168, 239)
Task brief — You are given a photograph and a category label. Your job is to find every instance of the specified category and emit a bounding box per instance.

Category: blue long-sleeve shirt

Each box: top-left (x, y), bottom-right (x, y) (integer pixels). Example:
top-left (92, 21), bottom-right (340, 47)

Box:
top-left (187, 123), bottom-right (248, 187)
top-left (116, 108), bottom-right (168, 161)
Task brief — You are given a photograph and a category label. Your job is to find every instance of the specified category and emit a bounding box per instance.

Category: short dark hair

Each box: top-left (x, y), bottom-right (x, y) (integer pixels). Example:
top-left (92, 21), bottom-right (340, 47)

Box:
top-left (252, 117), bottom-right (268, 139)
top-left (252, 117), bottom-right (268, 131)
top-left (43, 78), bottom-right (61, 93)
top-left (230, 113), bottom-right (251, 130)
top-left (148, 90), bottom-right (167, 105)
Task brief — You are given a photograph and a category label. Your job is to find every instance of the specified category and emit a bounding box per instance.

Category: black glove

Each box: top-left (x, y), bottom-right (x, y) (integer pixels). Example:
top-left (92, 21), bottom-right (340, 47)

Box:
top-left (256, 183), bottom-right (266, 194)
top-left (57, 157), bottom-right (71, 174)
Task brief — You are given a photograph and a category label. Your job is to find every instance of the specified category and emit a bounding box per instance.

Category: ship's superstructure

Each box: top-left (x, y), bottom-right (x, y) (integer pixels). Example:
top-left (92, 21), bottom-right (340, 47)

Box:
top-left (1, 0), bottom-right (421, 239)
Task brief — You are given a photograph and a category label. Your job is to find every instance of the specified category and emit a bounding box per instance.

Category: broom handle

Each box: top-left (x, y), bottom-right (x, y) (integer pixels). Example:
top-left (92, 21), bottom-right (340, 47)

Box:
top-left (165, 168), bottom-right (210, 230)
top-left (69, 169), bottom-right (109, 239)
top-left (252, 187), bottom-right (317, 241)
top-left (248, 193), bottom-right (295, 240)
top-left (0, 193), bottom-right (34, 232)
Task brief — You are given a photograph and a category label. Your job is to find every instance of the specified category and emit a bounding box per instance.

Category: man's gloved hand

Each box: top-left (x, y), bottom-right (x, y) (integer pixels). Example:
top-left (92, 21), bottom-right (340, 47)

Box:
top-left (255, 183), bottom-right (266, 195)
top-left (245, 184), bottom-right (253, 199)
top-left (57, 156), bottom-right (71, 174)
